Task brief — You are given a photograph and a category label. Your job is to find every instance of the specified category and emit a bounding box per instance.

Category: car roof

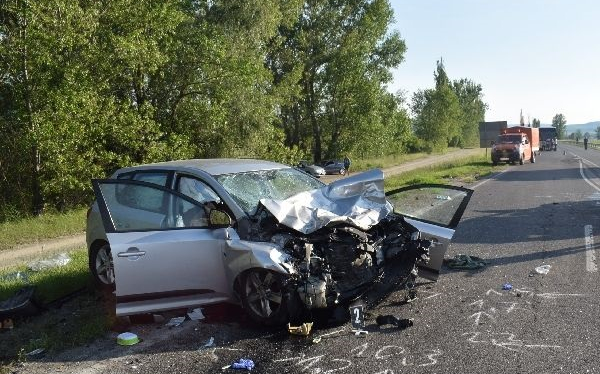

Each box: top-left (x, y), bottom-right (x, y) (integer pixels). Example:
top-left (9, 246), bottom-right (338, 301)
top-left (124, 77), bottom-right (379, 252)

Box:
top-left (115, 158), bottom-right (290, 176)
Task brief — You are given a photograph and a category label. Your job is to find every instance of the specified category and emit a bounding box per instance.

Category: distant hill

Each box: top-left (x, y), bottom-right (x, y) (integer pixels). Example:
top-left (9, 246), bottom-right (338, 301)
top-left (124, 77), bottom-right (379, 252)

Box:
top-left (565, 121), bottom-right (600, 136)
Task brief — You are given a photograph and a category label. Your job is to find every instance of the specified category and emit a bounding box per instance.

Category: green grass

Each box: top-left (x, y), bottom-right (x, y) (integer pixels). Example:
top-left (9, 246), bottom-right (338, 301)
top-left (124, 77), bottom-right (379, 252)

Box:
top-left (0, 248), bottom-right (91, 304)
top-left (384, 154), bottom-right (504, 190)
top-left (0, 248), bottom-right (111, 363)
top-left (0, 208), bottom-right (87, 252)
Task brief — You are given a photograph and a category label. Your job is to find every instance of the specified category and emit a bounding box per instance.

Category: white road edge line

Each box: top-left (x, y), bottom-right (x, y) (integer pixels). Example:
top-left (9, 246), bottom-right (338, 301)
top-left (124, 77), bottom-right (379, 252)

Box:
top-left (471, 168), bottom-right (511, 190)
top-left (578, 160), bottom-right (600, 193)
top-left (584, 225), bottom-right (598, 273)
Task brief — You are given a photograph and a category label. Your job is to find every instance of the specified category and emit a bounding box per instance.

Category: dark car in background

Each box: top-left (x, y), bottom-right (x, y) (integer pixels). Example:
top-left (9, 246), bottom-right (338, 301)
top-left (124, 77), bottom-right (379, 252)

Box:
top-left (322, 160), bottom-right (347, 175)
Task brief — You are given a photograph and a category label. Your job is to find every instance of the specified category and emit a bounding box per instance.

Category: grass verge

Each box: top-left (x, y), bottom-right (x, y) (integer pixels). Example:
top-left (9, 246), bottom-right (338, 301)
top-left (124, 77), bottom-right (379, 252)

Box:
top-left (0, 208), bottom-right (87, 252)
top-left (353, 148), bottom-right (464, 171)
top-left (384, 154), bottom-right (504, 190)
top-left (0, 248), bottom-right (112, 364)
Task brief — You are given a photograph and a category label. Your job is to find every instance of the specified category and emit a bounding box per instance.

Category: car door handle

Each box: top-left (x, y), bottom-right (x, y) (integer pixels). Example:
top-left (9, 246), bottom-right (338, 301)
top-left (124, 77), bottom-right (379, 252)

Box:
top-left (117, 247), bottom-right (146, 257)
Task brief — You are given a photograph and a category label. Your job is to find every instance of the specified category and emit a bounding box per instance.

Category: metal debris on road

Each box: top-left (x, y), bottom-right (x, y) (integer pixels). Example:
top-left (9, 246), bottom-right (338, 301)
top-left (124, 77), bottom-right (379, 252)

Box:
top-left (287, 322), bottom-right (313, 336)
top-left (376, 315), bottom-right (414, 329)
top-left (444, 254), bottom-right (488, 270)
top-left (165, 316), bottom-right (186, 327)
top-left (187, 308), bottom-right (205, 321)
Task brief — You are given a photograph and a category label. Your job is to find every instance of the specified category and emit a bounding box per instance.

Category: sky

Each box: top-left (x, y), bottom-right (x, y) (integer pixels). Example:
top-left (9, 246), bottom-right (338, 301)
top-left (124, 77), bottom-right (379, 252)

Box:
top-left (387, 0), bottom-right (600, 125)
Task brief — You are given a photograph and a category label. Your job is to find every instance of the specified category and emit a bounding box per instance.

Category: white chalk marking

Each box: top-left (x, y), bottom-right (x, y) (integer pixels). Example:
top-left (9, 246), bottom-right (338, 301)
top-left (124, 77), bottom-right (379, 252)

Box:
top-left (585, 224), bottom-right (598, 273)
top-left (375, 345), bottom-right (406, 360)
top-left (536, 292), bottom-right (585, 299)
top-left (499, 301), bottom-right (527, 313)
top-left (468, 311), bottom-right (495, 326)
top-left (485, 289), bottom-right (503, 296)
top-left (469, 299), bottom-right (484, 309)
top-left (422, 292), bottom-right (442, 300)
top-left (419, 349), bottom-right (442, 367)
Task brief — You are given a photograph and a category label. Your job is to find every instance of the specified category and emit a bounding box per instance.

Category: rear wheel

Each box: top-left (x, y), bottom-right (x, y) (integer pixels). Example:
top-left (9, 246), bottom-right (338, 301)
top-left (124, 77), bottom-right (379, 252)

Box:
top-left (89, 243), bottom-right (115, 291)
top-left (240, 269), bottom-right (297, 326)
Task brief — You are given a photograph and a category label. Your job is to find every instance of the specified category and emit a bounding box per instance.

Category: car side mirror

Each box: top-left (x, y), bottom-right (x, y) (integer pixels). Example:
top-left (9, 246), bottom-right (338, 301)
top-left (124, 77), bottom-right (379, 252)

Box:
top-left (209, 209), bottom-right (232, 227)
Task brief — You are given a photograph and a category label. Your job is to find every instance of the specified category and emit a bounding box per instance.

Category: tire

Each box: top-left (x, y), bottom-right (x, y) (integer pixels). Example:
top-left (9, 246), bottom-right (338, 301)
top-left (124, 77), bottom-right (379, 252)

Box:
top-left (240, 269), bottom-right (297, 326)
top-left (89, 243), bottom-right (116, 291)
top-left (519, 154), bottom-right (524, 165)
top-left (340, 168), bottom-right (346, 175)
top-left (531, 151), bottom-right (536, 163)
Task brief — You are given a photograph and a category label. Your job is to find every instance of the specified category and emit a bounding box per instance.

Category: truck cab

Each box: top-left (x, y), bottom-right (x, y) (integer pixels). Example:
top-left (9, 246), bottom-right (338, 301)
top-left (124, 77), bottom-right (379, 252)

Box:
top-left (491, 133), bottom-right (534, 165)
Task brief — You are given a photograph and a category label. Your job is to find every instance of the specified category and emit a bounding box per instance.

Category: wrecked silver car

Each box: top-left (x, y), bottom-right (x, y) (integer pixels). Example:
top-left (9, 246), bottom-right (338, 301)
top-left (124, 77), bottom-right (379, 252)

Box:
top-left (87, 159), bottom-right (472, 325)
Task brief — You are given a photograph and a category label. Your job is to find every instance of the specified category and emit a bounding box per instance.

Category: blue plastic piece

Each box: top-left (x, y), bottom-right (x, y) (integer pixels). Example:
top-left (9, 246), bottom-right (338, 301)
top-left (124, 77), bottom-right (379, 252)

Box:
top-left (231, 358), bottom-right (255, 371)
top-left (502, 283), bottom-right (513, 290)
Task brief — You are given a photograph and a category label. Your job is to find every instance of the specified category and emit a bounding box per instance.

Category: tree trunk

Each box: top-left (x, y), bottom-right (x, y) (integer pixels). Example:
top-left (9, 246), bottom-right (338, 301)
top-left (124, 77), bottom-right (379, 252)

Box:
top-left (20, 5), bottom-right (43, 215)
top-left (305, 69), bottom-right (321, 163)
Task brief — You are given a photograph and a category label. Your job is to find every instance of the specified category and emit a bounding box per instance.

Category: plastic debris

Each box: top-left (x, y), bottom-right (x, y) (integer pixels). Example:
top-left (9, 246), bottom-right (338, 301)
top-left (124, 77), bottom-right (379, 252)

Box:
top-left (535, 265), bottom-right (551, 275)
top-left (199, 337), bottom-right (215, 350)
top-left (0, 271), bottom-right (29, 283)
top-left (352, 329), bottom-right (368, 336)
top-left (287, 322), bottom-right (313, 336)
top-left (27, 252), bottom-right (71, 272)
top-left (165, 316), bottom-right (186, 327)
top-left (435, 195), bottom-right (452, 200)
top-left (187, 308), bottom-right (205, 321)
top-left (230, 358), bottom-right (255, 371)
top-left (502, 283), bottom-right (513, 291)
top-left (376, 315), bottom-right (414, 329)
top-left (312, 336), bottom-right (322, 344)
top-left (117, 332), bottom-right (140, 346)
top-left (444, 254), bottom-right (488, 270)
top-left (26, 348), bottom-right (45, 356)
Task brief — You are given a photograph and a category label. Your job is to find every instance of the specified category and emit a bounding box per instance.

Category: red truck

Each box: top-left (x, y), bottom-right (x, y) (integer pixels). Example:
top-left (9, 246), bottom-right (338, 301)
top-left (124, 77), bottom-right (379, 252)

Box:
top-left (491, 126), bottom-right (539, 165)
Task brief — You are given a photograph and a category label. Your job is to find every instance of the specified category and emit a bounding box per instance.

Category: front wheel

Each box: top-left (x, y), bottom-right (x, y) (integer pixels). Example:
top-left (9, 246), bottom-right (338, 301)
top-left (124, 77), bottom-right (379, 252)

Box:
top-left (240, 269), bottom-right (297, 326)
top-left (339, 168), bottom-right (346, 175)
top-left (89, 243), bottom-right (115, 290)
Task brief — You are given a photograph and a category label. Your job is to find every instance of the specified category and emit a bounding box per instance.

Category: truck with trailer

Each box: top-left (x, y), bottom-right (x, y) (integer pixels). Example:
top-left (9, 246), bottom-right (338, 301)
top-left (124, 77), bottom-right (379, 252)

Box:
top-left (491, 126), bottom-right (539, 165)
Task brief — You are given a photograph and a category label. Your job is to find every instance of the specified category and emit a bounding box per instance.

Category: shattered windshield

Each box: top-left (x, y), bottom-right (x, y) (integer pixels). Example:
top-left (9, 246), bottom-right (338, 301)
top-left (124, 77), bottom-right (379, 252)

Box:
top-left (215, 168), bottom-right (324, 215)
top-left (497, 135), bottom-right (522, 144)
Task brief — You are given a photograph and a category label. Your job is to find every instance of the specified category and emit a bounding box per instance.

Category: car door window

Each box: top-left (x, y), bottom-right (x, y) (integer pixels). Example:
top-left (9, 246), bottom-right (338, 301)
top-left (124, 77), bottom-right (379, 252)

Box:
top-left (95, 180), bottom-right (209, 232)
top-left (176, 176), bottom-right (221, 227)
top-left (385, 184), bottom-right (473, 229)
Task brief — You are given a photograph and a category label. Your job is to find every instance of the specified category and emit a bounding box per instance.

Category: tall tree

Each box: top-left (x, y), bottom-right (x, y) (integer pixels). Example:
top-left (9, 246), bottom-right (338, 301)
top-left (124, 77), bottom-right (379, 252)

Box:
top-left (552, 113), bottom-right (567, 139)
top-left (451, 78), bottom-right (486, 147)
top-left (532, 118), bottom-right (541, 127)
top-left (267, 0), bottom-right (407, 163)
top-left (411, 59), bottom-right (462, 152)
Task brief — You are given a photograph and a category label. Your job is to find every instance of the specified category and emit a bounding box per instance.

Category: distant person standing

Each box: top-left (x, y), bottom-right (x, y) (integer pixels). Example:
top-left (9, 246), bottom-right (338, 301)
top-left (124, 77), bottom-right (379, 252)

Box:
top-left (584, 137), bottom-right (589, 150)
top-left (343, 156), bottom-right (351, 175)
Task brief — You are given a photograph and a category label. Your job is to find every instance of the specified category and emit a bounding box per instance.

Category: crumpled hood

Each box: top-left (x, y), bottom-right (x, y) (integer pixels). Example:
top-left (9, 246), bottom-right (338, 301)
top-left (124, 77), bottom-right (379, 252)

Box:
top-left (259, 169), bottom-right (393, 234)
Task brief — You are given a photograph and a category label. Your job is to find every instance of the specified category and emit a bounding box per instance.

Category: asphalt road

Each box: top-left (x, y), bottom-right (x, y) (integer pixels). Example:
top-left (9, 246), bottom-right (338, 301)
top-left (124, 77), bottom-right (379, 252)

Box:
top-left (20, 144), bottom-right (600, 374)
